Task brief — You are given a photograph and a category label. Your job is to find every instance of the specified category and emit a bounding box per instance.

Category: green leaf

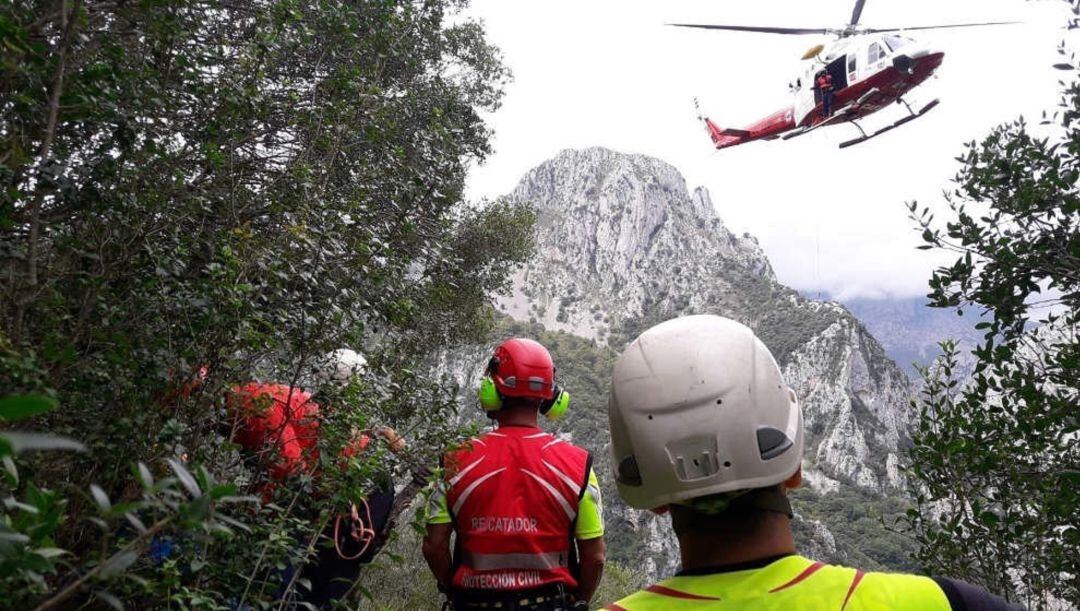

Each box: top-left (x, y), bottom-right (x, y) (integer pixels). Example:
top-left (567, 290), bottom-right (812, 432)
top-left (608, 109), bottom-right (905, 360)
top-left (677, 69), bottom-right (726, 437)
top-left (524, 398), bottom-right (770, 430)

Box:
top-left (135, 462), bottom-right (154, 489)
top-left (185, 494), bottom-right (211, 521)
top-left (90, 484), bottom-right (112, 512)
top-left (0, 432), bottom-right (86, 454)
top-left (208, 483), bottom-right (237, 500)
top-left (2, 455), bottom-right (18, 486)
top-left (357, 585), bottom-right (374, 601)
top-left (93, 590), bottom-right (125, 610)
top-left (124, 513), bottom-right (147, 535)
top-left (0, 531), bottom-right (30, 544)
top-left (4, 498), bottom-right (39, 514)
top-left (167, 458), bottom-right (201, 498)
top-left (218, 495), bottom-right (261, 505)
top-left (34, 547), bottom-right (69, 559)
top-left (0, 395), bottom-right (57, 422)
top-left (216, 513), bottom-right (251, 533)
top-left (98, 550), bottom-right (138, 578)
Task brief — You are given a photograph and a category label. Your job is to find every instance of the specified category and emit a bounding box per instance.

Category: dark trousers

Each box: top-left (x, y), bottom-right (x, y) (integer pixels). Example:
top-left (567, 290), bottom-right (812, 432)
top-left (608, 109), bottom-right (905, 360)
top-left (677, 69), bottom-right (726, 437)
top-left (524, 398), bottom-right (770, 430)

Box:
top-left (289, 485), bottom-right (396, 609)
top-left (822, 90), bottom-right (834, 118)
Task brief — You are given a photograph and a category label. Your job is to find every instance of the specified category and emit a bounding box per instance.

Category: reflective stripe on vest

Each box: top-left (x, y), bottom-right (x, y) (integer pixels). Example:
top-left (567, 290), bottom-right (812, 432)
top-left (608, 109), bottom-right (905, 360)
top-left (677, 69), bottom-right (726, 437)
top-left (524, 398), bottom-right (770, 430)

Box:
top-left (443, 427), bottom-right (590, 592)
top-left (461, 550), bottom-right (570, 571)
top-left (606, 556), bottom-right (952, 610)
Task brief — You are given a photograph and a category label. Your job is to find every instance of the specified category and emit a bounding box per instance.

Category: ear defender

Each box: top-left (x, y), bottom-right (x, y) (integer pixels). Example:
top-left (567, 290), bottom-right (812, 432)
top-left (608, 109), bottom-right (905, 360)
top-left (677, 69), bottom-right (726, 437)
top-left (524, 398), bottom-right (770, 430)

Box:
top-left (540, 387), bottom-right (571, 420)
top-left (478, 376), bottom-right (503, 412)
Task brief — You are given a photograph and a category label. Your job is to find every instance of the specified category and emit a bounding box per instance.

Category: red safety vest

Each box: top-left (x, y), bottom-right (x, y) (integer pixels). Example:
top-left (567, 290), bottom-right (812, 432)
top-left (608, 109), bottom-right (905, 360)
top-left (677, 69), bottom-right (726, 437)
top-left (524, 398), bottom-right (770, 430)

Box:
top-left (817, 74), bottom-right (833, 91)
top-left (443, 426), bottom-right (591, 592)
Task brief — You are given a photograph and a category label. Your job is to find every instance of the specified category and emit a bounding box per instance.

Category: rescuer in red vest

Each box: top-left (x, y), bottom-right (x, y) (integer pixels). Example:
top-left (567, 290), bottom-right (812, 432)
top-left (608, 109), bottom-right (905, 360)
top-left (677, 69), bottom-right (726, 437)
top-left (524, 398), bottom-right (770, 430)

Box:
top-left (816, 69), bottom-right (835, 119)
top-left (423, 338), bottom-right (606, 611)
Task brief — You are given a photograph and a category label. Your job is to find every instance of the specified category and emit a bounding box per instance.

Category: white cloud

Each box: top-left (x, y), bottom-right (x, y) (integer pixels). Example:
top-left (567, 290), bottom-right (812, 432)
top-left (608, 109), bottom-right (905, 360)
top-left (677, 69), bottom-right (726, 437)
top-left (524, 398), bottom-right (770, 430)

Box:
top-left (464, 0), bottom-right (1076, 297)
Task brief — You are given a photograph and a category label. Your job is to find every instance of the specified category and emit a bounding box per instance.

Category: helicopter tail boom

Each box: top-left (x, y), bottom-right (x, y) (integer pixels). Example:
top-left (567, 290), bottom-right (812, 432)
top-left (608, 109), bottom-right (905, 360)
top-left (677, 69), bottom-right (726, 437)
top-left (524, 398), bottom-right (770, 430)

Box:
top-left (703, 118), bottom-right (752, 149)
top-left (703, 107), bottom-right (797, 150)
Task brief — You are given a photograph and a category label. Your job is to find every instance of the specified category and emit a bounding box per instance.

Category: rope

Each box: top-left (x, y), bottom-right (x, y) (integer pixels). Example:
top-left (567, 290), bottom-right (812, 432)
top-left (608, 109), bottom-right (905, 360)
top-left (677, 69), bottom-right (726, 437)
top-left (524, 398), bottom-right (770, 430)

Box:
top-left (333, 499), bottom-right (376, 561)
top-left (816, 217), bottom-right (823, 300)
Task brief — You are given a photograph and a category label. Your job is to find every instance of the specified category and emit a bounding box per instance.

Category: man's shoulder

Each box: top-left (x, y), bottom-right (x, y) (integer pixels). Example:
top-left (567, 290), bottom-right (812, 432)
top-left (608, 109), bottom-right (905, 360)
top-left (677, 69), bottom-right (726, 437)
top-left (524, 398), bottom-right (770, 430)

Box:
top-left (602, 558), bottom-right (959, 611)
top-left (932, 577), bottom-right (1027, 611)
top-left (538, 434), bottom-right (590, 457)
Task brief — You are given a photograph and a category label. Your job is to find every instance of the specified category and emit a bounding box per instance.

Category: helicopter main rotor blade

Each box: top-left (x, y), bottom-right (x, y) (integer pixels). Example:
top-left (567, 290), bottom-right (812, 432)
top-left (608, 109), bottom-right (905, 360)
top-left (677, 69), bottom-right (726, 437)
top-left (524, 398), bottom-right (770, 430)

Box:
top-left (668, 23), bottom-right (831, 35)
top-left (850, 0), bottom-right (868, 27)
top-left (864, 21), bottom-right (1021, 33)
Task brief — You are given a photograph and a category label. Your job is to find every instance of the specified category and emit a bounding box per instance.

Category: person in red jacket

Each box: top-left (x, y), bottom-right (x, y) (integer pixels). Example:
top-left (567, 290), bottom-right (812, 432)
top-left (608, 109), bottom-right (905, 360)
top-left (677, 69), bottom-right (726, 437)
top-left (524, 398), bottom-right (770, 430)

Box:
top-left (816, 69), bottom-right (835, 119)
top-left (228, 382), bottom-right (321, 487)
top-left (422, 338), bottom-right (606, 611)
top-left (226, 351), bottom-right (417, 609)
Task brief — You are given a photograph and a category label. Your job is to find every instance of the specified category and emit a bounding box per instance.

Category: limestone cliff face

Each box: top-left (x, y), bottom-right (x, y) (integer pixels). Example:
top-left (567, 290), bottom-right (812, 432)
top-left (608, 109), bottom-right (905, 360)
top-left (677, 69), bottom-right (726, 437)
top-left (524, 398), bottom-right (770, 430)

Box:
top-left (783, 314), bottom-right (913, 491)
top-left (450, 148), bottom-right (918, 580)
top-left (497, 148), bottom-right (773, 342)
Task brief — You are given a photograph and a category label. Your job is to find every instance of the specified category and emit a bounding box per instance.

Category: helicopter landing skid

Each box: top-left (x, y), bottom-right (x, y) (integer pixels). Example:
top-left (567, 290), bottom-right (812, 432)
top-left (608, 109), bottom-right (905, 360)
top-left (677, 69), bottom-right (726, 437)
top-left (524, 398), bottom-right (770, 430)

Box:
top-left (781, 108), bottom-right (854, 141)
top-left (839, 98), bottom-right (940, 149)
top-left (782, 88), bottom-right (881, 142)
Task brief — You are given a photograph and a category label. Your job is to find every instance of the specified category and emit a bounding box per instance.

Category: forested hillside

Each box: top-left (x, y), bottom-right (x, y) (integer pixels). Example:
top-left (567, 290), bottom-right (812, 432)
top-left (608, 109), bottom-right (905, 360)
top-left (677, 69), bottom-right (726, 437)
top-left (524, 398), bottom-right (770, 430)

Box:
top-left (0, 1), bottom-right (537, 608)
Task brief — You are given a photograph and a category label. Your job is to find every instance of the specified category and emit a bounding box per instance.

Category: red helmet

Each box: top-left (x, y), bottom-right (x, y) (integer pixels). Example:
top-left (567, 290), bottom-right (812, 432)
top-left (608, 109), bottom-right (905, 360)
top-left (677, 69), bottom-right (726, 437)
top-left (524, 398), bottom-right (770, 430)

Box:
top-left (487, 338), bottom-right (556, 400)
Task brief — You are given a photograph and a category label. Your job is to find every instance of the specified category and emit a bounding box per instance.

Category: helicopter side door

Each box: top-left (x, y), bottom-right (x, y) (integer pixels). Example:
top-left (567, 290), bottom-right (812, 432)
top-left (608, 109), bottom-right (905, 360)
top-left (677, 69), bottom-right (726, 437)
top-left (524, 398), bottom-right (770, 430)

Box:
top-left (793, 63), bottom-right (819, 126)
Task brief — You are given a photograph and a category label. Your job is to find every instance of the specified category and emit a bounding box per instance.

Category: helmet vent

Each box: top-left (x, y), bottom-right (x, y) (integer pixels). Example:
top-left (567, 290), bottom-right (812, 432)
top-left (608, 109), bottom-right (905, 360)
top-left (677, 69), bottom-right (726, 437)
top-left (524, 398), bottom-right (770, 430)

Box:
top-left (665, 436), bottom-right (721, 481)
top-left (617, 455), bottom-right (643, 486)
top-left (757, 426), bottom-right (794, 460)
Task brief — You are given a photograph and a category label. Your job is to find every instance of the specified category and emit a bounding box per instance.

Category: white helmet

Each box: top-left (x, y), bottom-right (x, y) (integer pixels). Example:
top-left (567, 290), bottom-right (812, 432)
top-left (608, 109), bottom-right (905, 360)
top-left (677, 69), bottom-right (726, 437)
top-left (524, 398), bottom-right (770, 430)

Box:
top-left (314, 348), bottom-right (368, 390)
top-left (608, 315), bottom-right (802, 510)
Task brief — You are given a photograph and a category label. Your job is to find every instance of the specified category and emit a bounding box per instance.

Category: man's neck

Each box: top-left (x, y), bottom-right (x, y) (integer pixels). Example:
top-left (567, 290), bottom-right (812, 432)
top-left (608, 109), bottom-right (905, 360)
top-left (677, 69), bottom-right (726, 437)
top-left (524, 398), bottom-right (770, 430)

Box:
top-left (493, 406), bottom-right (539, 428)
top-left (677, 514), bottom-right (797, 571)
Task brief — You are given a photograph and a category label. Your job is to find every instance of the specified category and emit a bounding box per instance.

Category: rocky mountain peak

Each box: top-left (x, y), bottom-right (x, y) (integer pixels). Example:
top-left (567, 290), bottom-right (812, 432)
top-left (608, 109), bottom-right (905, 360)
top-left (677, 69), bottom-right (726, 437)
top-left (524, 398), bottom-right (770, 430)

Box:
top-left (499, 147), bottom-right (775, 341)
top-left (514, 148), bottom-right (772, 283)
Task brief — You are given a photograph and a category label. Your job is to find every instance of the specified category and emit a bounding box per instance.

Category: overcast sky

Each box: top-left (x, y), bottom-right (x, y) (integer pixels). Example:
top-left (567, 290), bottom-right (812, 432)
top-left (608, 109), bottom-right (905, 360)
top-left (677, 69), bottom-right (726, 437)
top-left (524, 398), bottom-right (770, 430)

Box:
top-left (463, 0), bottom-right (1074, 300)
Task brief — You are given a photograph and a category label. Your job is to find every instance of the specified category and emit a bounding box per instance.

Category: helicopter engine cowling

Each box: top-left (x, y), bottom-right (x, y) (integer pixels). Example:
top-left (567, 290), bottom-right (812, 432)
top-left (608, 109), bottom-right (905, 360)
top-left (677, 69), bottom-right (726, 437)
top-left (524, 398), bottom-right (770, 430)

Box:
top-left (892, 55), bottom-right (915, 75)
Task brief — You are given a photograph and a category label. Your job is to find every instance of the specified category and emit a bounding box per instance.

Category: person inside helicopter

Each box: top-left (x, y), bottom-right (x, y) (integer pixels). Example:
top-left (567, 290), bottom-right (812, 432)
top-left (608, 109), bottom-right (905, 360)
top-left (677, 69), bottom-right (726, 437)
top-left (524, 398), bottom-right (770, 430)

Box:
top-left (816, 69), bottom-right (835, 119)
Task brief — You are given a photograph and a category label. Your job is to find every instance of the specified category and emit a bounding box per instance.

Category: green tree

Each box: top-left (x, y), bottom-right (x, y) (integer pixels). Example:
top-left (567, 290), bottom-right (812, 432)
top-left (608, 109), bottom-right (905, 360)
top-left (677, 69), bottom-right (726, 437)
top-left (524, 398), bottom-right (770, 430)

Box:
top-left (904, 59), bottom-right (1079, 608)
top-left (0, 0), bottom-right (533, 607)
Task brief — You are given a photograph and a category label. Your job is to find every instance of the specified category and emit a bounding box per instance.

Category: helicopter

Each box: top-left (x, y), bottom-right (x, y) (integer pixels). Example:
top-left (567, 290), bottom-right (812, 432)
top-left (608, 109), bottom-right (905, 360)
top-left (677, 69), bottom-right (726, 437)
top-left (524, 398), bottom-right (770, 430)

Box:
top-left (673, 0), bottom-right (1018, 149)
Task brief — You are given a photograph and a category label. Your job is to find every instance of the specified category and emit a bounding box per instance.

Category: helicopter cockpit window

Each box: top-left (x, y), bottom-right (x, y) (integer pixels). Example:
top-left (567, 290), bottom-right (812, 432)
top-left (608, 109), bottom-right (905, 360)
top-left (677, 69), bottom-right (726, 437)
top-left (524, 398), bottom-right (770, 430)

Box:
top-left (885, 35), bottom-right (911, 51)
top-left (847, 53), bottom-right (857, 74)
top-left (868, 42), bottom-right (886, 64)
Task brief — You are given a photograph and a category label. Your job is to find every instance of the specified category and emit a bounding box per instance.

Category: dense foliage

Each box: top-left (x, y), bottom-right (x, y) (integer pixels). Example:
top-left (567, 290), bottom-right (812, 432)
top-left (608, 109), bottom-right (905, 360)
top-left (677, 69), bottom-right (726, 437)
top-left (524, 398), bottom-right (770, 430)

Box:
top-left (904, 59), bottom-right (1079, 607)
top-left (0, 0), bottom-right (536, 608)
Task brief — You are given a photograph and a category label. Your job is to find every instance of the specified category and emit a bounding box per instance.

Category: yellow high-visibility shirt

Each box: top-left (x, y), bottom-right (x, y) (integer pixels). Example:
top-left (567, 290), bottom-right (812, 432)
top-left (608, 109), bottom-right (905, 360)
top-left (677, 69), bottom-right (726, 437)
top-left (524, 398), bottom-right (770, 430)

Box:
top-left (605, 555), bottom-right (955, 611)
